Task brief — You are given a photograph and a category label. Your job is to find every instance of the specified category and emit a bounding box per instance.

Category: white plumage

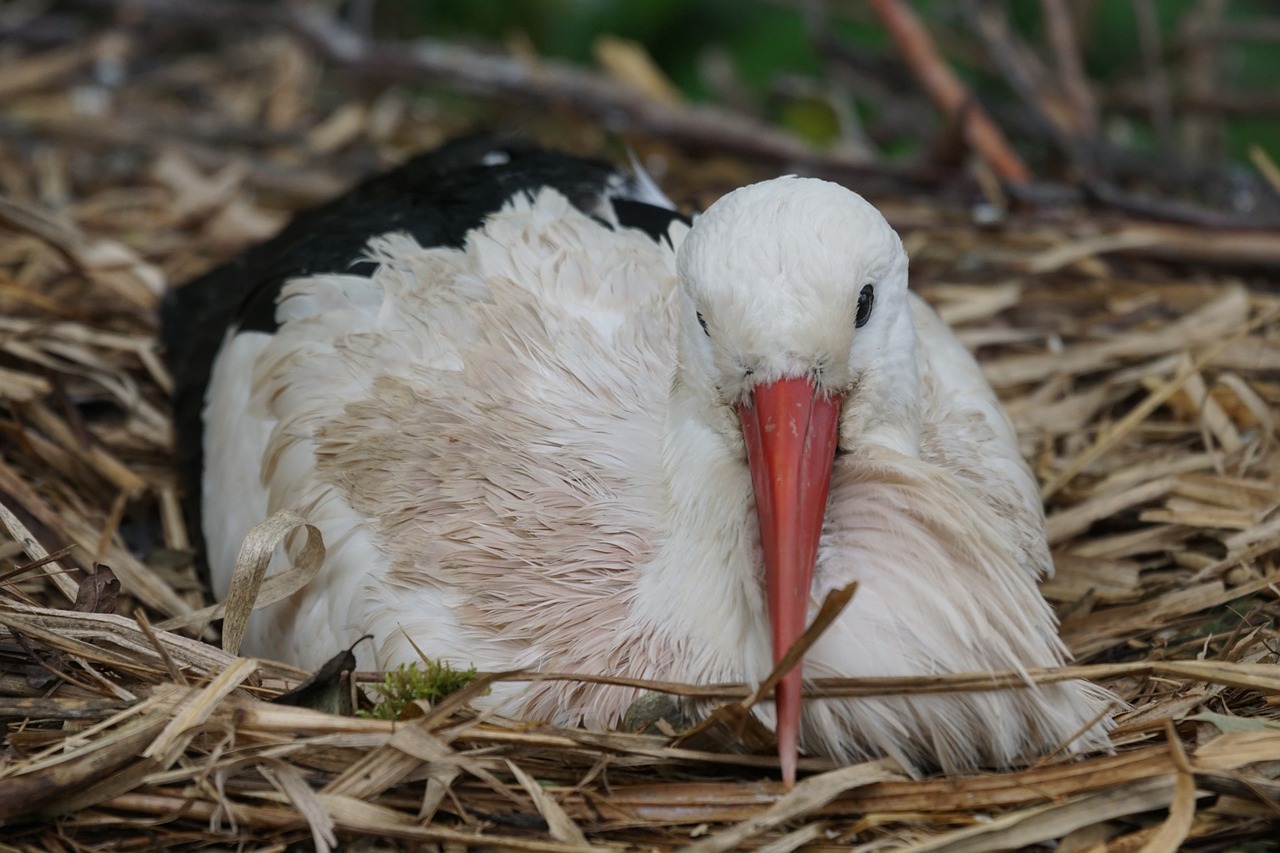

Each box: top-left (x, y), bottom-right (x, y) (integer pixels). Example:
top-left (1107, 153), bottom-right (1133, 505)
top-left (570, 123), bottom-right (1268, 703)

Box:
top-left (194, 159), bottom-right (1113, 782)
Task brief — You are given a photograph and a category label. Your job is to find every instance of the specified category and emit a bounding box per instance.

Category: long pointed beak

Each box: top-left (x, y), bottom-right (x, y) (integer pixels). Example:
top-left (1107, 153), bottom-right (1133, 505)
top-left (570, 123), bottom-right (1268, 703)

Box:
top-left (737, 377), bottom-right (841, 786)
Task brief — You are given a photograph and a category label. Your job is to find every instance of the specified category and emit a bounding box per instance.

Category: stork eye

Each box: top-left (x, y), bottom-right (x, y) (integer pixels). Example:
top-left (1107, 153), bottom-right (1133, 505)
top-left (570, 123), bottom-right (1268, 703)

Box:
top-left (855, 284), bottom-right (875, 328)
top-left (696, 311), bottom-right (710, 336)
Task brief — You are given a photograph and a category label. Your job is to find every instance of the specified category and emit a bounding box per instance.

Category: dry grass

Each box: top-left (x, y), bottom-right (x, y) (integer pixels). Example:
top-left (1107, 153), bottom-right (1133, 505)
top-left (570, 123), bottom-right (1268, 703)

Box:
top-left (1, 28), bottom-right (1278, 853)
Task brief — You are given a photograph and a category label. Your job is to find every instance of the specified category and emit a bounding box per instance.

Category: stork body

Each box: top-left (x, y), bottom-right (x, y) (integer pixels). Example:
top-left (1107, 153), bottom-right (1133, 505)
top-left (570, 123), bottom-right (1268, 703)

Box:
top-left (166, 138), bottom-right (1112, 781)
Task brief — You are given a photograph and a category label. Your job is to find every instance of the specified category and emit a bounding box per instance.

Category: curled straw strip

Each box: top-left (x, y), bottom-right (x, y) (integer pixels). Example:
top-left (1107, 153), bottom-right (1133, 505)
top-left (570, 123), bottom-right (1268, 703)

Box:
top-left (157, 508), bottom-right (326, 655)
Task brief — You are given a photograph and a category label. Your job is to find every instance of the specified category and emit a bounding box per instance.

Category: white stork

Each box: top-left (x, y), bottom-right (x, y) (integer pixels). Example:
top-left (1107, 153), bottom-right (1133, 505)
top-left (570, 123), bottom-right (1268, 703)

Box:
top-left (166, 137), bottom-right (1113, 784)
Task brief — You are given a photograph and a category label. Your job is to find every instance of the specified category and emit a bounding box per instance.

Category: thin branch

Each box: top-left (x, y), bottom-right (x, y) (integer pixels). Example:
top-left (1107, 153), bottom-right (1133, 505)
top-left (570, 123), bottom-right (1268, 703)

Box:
top-left (1132, 0), bottom-right (1175, 159)
top-left (1102, 88), bottom-right (1280, 118)
top-left (1175, 18), bottom-right (1280, 45)
top-left (76, 0), bottom-right (936, 189)
top-left (1041, 0), bottom-right (1097, 135)
top-left (866, 0), bottom-right (1032, 183)
top-left (1082, 179), bottom-right (1280, 230)
top-left (965, 0), bottom-right (1096, 179)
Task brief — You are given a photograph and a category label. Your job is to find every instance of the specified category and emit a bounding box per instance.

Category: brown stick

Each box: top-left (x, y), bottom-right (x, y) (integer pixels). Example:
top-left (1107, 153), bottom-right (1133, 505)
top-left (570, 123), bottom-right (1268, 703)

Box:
top-left (1132, 0), bottom-right (1174, 159)
top-left (1176, 18), bottom-right (1280, 44)
top-left (866, 0), bottom-right (1031, 184)
top-left (1041, 0), bottom-right (1097, 135)
top-left (1102, 88), bottom-right (1280, 118)
top-left (1179, 0), bottom-right (1227, 160)
top-left (77, 0), bottom-right (939, 189)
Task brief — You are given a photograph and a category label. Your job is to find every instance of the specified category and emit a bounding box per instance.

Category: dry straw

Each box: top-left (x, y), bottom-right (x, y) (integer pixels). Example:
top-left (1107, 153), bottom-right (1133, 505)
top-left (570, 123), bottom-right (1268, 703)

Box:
top-left (0, 23), bottom-right (1277, 853)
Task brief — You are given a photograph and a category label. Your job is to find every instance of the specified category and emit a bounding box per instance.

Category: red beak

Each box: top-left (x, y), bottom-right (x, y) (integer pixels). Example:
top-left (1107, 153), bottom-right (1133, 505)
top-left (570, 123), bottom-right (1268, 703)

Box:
top-left (737, 377), bottom-right (841, 786)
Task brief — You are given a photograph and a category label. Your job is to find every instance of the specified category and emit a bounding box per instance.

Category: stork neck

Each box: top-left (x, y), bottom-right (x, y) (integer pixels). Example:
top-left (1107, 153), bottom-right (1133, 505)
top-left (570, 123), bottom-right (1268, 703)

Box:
top-left (631, 382), bottom-right (772, 683)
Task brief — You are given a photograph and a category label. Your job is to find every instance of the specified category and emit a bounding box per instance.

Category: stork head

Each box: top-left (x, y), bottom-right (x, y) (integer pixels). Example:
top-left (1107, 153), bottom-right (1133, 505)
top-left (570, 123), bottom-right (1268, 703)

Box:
top-left (674, 177), bottom-right (916, 785)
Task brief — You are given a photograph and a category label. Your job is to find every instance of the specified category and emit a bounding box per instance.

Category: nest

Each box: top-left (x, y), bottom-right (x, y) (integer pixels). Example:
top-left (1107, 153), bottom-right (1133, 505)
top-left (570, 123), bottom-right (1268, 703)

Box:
top-left (1, 15), bottom-right (1279, 853)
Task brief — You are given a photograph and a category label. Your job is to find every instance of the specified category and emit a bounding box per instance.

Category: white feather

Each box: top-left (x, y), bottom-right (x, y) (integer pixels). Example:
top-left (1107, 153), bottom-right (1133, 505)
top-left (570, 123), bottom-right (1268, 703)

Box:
top-left (202, 329), bottom-right (272, 601)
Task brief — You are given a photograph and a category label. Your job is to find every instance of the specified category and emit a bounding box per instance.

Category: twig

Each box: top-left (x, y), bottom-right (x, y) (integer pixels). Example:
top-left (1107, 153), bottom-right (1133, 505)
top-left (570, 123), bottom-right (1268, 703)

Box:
top-left (343, 656), bottom-right (1280, 701)
top-left (0, 7), bottom-right (87, 47)
top-left (1179, 0), bottom-right (1228, 160)
top-left (1101, 88), bottom-right (1280, 117)
top-left (75, 0), bottom-right (938, 189)
top-left (956, 2), bottom-right (1279, 226)
top-left (866, 0), bottom-right (1031, 183)
top-left (1040, 0), bottom-right (1097, 135)
top-left (964, 2), bottom-right (1045, 118)
top-left (963, 0), bottom-right (1097, 181)
top-left (1083, 179), bottom-right (1280, 229)
top-left (0, 545), bottom-right (77, 586)
top-left (1250, 145), bottom-right (1280, 195)
top-left (0, 496), bottom-right (78, 601)
top-left (1132, 0), bottom-right (1175, 160)
top-left (1175, 18), bottom-right (1280, 45)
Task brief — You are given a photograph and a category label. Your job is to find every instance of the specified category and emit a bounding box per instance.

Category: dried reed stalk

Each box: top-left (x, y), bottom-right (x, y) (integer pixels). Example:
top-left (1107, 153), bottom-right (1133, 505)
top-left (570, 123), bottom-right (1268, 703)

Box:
top-left (0, 18), bottom-right (1277, 852)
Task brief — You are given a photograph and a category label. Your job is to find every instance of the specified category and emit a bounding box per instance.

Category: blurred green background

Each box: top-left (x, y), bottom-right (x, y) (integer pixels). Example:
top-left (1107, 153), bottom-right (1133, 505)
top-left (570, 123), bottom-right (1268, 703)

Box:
top-left (369, 0), bottom-right (1280, 166)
